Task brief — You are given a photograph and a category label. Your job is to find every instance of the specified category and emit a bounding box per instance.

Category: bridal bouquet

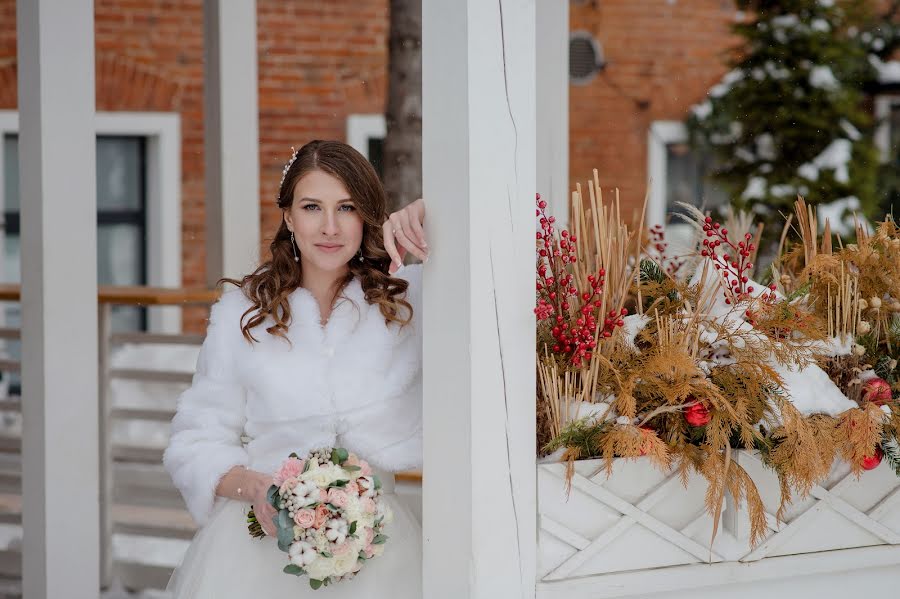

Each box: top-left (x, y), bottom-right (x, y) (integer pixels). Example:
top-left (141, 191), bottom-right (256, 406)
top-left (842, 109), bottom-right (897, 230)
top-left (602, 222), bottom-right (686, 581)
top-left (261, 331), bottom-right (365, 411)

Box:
top-left (246, 447), bottom-right (392, 589)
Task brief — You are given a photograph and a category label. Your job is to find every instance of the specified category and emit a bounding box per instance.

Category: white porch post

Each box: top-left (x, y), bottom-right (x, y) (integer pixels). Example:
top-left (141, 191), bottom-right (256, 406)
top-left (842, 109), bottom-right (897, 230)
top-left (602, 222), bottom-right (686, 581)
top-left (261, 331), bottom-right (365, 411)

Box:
top-left (17, 1), bottom-right (99, 597)
top-left (203, 0), bottom-right (261, 285)
top-left (536, 0), bottom-right (569, 229)
top-left (422, 1), bottom-right (537, 598)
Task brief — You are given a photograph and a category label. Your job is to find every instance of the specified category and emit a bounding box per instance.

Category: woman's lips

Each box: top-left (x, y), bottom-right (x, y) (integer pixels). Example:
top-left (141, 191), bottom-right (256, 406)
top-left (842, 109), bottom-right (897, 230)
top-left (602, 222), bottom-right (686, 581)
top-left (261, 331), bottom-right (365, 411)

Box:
top-left (315, 244), bottom-right (343, 253)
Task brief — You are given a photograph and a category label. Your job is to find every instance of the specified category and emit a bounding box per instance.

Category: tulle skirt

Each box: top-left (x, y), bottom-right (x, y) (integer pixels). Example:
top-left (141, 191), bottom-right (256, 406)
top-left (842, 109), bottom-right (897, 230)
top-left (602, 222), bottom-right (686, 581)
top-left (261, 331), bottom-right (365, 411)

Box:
top-left (166, 474), bottom-right (421, 598)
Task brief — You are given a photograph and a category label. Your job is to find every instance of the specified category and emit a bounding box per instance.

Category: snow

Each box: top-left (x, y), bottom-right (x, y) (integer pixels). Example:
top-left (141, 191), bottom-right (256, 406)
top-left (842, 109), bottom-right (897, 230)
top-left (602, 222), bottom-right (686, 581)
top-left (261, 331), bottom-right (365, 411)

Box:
top-left (798, 162), bottom-right (820, 181)
top-left (818, 0), bottom-right (834, 7)
top-left (764, 60), bottom-right (791, 80)
top-left (741, 176), bottom-right (767, 200)
top-left (817, 196), bottom-right (861, 236)
top-left (771, 15), bottom-right (800, 29)
top-left (809, 65), bottom-right (840, 91)
top-left (621, 313), bottom-right (651, 351)
top-left (813, 139), bottom-right (852, 184)
top-left (869, 55), bottom-right (900, 84)
top-left (709, 69), bottom-right (744, 98)
top-left (770, 184), bottom-right (796, 197)
top-left (755, 133), bottom-right (777, 161)
top-left (692, 100), bottom-right (712, 121)
top-left (810, 18), bottom-right (830, 33)
top-left (840, 119), bottom-right (862, 141)
top-left (772, 360), bottom-right (857, 417)
top-left (735, 147), bottom-right (756, 163)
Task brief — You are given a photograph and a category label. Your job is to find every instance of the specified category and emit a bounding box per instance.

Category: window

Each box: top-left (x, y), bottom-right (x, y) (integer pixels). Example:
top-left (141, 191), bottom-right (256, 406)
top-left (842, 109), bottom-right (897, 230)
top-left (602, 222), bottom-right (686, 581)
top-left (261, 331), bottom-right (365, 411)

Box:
top-left (347, 114), bottom-right (386, 178)
top-left (0, 111), bottom-right (181, 394)
top-left (874, 94), bottom-right (900, 216)
top-left (647, 121), bottom-right (729, 253)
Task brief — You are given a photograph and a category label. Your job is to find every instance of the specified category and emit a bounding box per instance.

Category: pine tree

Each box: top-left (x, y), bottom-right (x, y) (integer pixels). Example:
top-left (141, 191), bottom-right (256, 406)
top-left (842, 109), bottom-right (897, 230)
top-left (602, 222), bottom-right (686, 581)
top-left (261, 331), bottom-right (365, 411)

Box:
top-left (688, 0), bottom-right (900, 239)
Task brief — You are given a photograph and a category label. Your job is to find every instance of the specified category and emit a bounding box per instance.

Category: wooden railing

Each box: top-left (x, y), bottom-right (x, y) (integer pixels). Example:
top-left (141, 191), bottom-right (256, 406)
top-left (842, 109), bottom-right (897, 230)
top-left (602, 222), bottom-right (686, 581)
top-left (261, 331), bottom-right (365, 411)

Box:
top-left (0, 285), bottom-right (422, 592)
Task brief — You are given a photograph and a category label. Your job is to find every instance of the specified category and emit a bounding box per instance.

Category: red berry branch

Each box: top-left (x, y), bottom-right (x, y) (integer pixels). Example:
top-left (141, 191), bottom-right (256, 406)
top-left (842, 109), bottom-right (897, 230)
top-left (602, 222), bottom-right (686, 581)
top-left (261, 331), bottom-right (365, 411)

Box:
top-left (649, 224), bottom-right (685, 277)
top-left (699, 216), bottom-right (776, 309)
top-left (535, 193), bottom-right (627, 367)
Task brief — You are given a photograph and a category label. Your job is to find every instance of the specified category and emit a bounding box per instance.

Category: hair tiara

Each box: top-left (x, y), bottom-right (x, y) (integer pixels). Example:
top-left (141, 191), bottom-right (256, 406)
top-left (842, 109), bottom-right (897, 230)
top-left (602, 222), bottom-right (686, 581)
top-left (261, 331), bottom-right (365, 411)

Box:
top-left (277, 145), bottom-right (300, 202)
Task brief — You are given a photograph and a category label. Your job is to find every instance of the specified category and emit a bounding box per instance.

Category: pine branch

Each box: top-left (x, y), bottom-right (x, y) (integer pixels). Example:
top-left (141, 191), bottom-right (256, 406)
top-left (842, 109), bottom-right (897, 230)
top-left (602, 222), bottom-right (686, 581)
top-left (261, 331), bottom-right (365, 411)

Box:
top-left (882, 434), bottom-right (900, 479)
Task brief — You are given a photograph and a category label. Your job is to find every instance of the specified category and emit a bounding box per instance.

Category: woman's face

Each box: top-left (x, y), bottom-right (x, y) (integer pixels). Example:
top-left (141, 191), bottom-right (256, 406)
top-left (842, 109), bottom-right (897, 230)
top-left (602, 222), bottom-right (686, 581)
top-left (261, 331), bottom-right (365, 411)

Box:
top-left (284, 170), bottom-right (364, 277)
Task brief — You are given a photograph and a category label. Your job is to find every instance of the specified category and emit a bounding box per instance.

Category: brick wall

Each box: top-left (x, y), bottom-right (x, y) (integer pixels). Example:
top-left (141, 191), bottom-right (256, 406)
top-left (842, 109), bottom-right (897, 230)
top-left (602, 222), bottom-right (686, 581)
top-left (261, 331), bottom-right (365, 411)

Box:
top-left (0, 0), bottom-right (387, 332)
top-left (0, 0), bottom-right (738, 329)
top-left (569, 0), bottom-right (740, 220)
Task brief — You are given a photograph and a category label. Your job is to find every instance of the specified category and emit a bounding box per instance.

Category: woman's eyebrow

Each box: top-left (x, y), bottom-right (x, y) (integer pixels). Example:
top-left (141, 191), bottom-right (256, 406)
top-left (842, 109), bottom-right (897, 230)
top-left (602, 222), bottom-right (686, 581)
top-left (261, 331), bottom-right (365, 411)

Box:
top-left (298, 197), bottom-right (353, 203)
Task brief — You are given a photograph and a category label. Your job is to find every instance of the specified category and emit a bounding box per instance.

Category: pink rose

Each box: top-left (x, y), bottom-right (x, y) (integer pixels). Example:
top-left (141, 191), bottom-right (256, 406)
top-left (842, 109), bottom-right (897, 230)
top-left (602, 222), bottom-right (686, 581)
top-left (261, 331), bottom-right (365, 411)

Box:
top-left (361, 498), bottom-right (376, 514)
top-left (274, 458), bottom-right (305, 486)
top-left (364, 527), bottom-right (375, 545)
top-left (358, 460), bottom-right (373, 477)
top-left (332, 541), bottom-right (351, 556)
top-left (345, 454), bottom-right (361, 468)
top-left (314, 504), bottom-right (330, 529)
top-left (319, 489), bottom-right (328, 502)
top-left (294, 509), bottom-right (316, 528)
top-left (346, 482), bottom-right (359, 495)
top-left (363, 544), bottom-right (376, 559)
top-left (327, 488), bottom-right (349, 508)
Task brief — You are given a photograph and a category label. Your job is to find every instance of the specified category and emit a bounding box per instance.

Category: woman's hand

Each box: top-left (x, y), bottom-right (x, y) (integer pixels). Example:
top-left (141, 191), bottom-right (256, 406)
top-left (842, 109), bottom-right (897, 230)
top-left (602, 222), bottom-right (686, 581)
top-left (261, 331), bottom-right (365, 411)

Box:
top-left (250, 480), bottom-right (278, 537)
top-left (384, 198), bottom-right (428, 274)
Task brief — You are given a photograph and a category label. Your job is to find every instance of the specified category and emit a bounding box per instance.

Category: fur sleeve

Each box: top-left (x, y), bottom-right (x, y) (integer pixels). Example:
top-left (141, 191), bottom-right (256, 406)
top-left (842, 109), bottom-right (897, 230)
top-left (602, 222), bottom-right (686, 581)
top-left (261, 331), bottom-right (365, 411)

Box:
top-left (163, 289), bottom-right (250, 525)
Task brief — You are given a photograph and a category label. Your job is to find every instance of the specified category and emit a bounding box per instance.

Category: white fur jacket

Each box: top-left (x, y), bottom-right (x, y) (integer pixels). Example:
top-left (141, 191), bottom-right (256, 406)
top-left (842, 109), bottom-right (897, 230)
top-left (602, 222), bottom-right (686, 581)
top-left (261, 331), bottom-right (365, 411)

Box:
top-left (163, 264), bottom-right (422, 525)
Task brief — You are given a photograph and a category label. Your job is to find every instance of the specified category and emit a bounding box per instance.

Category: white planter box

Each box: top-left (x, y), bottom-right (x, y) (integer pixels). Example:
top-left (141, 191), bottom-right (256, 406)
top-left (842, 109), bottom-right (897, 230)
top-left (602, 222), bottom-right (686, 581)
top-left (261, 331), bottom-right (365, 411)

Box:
top-left (537, 452), bottom-right (900, 598)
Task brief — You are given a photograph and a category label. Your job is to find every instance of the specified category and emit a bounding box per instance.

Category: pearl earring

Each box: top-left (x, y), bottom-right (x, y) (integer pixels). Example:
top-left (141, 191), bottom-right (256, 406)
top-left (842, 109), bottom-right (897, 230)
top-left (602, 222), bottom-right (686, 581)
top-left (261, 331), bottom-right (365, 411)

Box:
top-left (290, 232), bottom-right (299, 262)
top-left (357, 249), bottom-right (365, 263)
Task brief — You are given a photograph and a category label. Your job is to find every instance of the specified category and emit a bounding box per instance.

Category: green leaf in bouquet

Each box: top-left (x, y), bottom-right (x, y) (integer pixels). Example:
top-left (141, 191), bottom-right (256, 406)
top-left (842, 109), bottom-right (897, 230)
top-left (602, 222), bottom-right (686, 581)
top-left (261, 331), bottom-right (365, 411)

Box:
top-left (283, 564), bottom-right (304, 576)
top-left (372, 533), bottom-right (388, 545)
top-left (277, 509), bottom-right (293, 530)
top-left (326, 503), bottom-right (340, 512)
top-left (343, 465), bottom-right (361, 472)
top-left (289, 452), bottom-right (300, 459)
top-left (266, 484), bottom-right (280, 508)
top-left (375, 516), bottom-right (383, 526)
top-left (319, 551), bottom-right (333, 558)
top-left (348, 521), bottom-right (357, 535)
top-left (330, 447), bottom-right (349, 464)
top-left (302, 459), bottom-right (313, 473)
top-left (309, 579), bottom-right (324, 590)
top-left (329, 479), bottom-right (350, 488)
top-left (373, 476), bottom-right (382, 490)
top-left (277, 526), bottom-right (293, 552)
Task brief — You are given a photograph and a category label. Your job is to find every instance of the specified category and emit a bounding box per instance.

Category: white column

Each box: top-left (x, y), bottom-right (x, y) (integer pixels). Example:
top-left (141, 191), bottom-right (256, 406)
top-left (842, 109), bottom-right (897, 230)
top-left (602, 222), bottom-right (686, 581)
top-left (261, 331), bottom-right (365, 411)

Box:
top-left (537, 0), bottom-right (569, 229)
top-left (203, 0), bottom-right (260, 286)
top-left (17, 2), bottom-right (99, 597)
top-left (422, 1), bottom-right (536, 598)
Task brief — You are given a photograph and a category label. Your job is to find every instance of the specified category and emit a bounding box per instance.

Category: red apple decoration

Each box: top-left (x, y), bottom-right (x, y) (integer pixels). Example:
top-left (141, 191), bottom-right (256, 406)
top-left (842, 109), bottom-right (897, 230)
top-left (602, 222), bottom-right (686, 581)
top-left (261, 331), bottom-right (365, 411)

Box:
top-left (684, 401), bottom-right (711, 427)
top-left (861, 447), bottom-right (884, 471)
top-left (862, 377), bottom-right (893, 406)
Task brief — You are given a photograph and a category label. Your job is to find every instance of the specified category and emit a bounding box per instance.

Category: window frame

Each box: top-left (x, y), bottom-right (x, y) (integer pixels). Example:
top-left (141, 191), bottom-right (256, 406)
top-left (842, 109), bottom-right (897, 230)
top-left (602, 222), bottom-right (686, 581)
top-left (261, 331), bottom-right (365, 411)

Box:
top-left (0, 110), bottom-right (181, 333)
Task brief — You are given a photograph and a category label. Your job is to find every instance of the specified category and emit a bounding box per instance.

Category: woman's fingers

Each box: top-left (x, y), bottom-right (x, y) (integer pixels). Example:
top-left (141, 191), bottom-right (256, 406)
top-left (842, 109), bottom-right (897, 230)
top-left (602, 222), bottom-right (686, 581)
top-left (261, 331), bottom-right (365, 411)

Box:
top-left (390, 211), bottom-right (428, 262)
top-left (383, 220), bottom-right (406, 272)
top-left (407, 199), bottom-right (427, 248)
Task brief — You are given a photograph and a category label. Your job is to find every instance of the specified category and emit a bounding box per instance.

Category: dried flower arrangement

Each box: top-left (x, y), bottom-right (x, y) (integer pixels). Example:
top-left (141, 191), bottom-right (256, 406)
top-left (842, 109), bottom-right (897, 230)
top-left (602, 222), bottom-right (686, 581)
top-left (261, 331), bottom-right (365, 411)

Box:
top-left (537, 175), bottom-right (900, 548)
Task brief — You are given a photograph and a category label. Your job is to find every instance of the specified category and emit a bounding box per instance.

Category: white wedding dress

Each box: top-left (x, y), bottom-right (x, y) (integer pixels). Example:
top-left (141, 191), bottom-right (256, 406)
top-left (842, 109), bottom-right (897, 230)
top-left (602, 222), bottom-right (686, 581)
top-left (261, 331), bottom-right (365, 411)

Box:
top-left (163, 265), bottom-right (423, 598)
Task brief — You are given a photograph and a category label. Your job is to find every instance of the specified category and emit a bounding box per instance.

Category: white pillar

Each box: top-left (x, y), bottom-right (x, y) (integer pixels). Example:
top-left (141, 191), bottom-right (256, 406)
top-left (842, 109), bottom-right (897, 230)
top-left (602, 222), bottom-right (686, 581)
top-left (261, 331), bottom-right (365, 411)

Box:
top-left (422, 1), bottom-right (536, 598)
top-left (536, 0), bottom-right (569, 229)
top-left (17, 1), bottom-right (99, 597)
top-left (203, 0), bottom-right (260, 285)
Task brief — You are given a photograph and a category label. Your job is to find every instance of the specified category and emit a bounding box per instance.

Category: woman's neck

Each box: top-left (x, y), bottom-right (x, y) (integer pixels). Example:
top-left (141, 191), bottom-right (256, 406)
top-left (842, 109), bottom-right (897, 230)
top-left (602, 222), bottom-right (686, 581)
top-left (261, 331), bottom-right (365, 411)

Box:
top-left (300, 263), bottom-right (350, 325)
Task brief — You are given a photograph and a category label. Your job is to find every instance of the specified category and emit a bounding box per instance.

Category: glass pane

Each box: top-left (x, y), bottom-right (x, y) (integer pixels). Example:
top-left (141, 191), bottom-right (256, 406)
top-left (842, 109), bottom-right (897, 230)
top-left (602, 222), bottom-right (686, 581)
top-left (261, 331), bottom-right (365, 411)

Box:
top-left (368, 137), bottom-right (384, 179)
top-left (3, 234), bottom-right (19, 284)
top-left (97, 137), bottom-right (144, 211)
top-left (665, 142), bottom-right (729, 216)
top-left (3, 134), bottom-right (18, 213)
top-left (98, 223), bottom-right (143, 286)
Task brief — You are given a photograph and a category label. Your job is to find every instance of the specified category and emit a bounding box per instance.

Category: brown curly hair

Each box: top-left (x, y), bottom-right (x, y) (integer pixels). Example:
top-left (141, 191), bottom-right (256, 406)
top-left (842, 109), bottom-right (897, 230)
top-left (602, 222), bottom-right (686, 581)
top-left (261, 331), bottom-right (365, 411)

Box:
top-left (221, 140), bottom-right (412, 344)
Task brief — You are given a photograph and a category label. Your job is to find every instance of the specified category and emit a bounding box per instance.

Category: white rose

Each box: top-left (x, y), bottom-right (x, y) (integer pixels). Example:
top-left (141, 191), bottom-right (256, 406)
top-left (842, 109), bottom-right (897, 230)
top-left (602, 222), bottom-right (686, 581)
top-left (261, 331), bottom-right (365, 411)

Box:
top-left (370, 544), bottom-right (385, 558)
top-left (314, 529), bottom-right (329, 552)
top-left (332, 551), bottom-right (360, 576)
top-left (304, 556), bottom-right (335, 581)
top-left (343, 498), bottom-right (363, 524)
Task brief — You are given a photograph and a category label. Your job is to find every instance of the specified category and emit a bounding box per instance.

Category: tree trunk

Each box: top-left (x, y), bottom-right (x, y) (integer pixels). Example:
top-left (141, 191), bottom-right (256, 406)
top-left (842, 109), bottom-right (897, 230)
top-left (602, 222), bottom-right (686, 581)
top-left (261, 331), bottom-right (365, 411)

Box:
top-left (383, 0), bottom-right (422, 213)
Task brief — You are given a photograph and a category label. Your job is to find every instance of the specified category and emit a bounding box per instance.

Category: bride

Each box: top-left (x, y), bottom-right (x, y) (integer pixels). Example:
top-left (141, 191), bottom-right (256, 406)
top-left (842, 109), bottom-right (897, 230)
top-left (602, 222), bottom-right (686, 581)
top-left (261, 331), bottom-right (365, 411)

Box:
top-left (163, 139), bottom-right (428, 597)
